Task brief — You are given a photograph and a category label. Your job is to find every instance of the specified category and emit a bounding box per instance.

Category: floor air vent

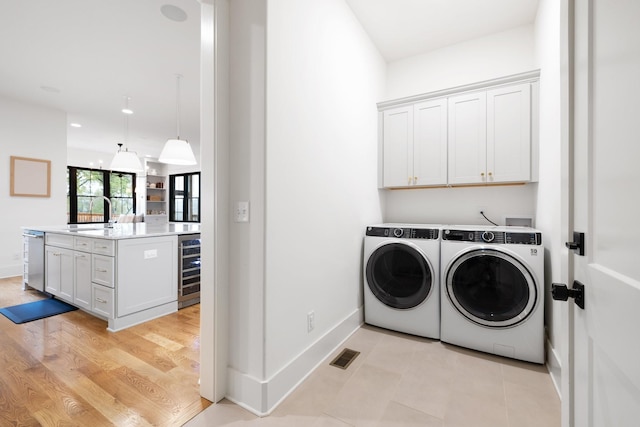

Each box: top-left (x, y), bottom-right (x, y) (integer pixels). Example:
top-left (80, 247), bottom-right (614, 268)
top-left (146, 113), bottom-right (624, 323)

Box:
top-left (329, 348), bottom-right (360, 370)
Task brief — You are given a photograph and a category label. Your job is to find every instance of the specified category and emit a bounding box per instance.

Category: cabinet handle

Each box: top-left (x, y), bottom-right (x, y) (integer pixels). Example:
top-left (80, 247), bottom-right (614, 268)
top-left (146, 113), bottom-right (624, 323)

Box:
top-left (76, 254), bottom-right (87, 259)
top-left (407, 177), bottom-right (412, 185)
top-left (96, 245), bottom-right (108, 249)
top-left (95, 297), bottom-right (107, 304)
top-left (413, 176), bottom-right (418, 184)
top-left (95, 268), bottom-right (108, 273)
top-left (481, 172), bottom-right (485, 177)
top-left (488, 172), bottom-right (493, 177)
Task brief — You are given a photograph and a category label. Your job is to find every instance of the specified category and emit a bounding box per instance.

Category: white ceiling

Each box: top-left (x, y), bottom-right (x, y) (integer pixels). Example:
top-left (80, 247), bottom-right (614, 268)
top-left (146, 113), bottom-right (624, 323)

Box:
top-left (345, 0), bottom-right (540, 62)
top-left (0, 0), bottom-right (539, 162)
top-left (0, 0), bottom-right (201, 160)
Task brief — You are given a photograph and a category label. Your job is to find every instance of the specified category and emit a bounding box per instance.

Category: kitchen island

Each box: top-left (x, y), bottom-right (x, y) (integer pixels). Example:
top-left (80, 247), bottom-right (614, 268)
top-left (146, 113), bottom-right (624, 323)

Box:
top-left (23, 223), bottom-right (200, 331)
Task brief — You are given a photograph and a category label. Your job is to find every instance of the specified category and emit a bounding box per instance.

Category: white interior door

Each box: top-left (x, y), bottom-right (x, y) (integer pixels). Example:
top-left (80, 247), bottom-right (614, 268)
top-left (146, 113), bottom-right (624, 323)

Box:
top-left (563, 0), bottom-right (640, 425)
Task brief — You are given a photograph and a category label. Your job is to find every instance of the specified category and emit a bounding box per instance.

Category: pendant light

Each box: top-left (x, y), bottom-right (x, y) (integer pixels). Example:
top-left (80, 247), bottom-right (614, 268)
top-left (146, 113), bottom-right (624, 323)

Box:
top-left (158, 74), bottom-right (197, 165)
top-left (110, 97), bottom-right (143, 173)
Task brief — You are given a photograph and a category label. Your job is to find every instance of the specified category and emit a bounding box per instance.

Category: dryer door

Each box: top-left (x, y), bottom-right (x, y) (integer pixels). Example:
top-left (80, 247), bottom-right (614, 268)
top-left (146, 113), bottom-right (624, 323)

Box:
top-left (445, 248), bottom-right (537, 327)
top-left (365, 242), bottom-right (433, 309)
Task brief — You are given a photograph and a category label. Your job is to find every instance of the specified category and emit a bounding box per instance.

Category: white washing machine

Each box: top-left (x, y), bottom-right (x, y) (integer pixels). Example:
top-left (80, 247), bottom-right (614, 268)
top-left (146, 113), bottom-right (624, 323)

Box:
top-left (363, 224), bottom-right (441, 339)
top-left (440, 226), bottom-right (545, 363)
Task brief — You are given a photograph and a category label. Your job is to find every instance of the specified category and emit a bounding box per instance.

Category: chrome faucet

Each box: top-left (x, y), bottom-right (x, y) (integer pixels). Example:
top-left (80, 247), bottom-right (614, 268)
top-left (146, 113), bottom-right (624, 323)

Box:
top-left (89, 196), bottom-right (114, 227)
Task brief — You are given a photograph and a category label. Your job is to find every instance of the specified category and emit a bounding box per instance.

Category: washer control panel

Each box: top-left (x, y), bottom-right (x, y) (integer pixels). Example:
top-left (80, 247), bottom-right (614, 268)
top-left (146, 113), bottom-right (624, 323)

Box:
top-left (442, 229), bottom-right (542, 245)
top-left (366, 226), bottom-right (439, 240)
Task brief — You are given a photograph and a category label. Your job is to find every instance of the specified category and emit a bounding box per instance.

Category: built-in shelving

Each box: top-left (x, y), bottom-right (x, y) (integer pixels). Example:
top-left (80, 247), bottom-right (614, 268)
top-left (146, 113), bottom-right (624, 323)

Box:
top-left (143, 161), bottom-right (168, 224)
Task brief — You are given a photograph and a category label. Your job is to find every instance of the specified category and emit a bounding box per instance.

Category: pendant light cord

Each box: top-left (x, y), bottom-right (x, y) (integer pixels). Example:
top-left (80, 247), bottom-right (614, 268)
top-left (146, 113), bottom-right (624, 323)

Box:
top-left (175, 74), bottom-right (182, 139)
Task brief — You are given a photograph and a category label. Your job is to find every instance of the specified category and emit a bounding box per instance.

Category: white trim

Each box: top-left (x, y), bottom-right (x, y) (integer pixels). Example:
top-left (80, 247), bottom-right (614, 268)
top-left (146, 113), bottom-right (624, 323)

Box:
top-left (377, 70), bottom-right (541, 111)
top-left (226, 307), bottom-right (363, 416)
top-left (0, 265), bottom-right (22, 280)
top-left (107, 301), bottom-right (177, 332)
top-left (546, 336), bottom-right (562, 398)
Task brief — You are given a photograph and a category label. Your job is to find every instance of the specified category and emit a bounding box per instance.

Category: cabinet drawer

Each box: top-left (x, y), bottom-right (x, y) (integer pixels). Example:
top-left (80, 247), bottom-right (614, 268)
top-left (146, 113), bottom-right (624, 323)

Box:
top-left (73, 236), bottom-right (92, 252)
top-left (45, 233), bottom-right (74, 248)
top-left (92, 254), bottom-right (114, 287)
top-left (91, 284), bottom-right (114, 318)
top-left (92, 239), bottom-right (115, 256)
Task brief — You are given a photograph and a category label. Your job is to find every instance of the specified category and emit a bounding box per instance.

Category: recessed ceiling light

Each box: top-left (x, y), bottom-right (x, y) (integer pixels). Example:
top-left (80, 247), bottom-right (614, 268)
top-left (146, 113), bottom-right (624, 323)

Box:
top-left (40, 85), bottom-right (61, 93)
top-left (122, 108), bottom-right (133, 115)
top-left (161, 4), bottom-right (187, 22)
top-left (70, 123), bottom-right (82, 128)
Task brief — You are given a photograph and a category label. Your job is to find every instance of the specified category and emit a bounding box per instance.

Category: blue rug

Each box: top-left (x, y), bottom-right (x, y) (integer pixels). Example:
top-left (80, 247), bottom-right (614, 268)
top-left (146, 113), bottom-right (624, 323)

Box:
top-left (0, 298), bottom-right (78, 324)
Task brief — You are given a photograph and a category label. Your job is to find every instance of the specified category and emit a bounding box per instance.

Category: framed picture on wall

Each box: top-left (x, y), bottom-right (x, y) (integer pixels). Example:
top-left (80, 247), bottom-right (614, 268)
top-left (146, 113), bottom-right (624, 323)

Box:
top-left (10, 156), bottom-right (51, 197)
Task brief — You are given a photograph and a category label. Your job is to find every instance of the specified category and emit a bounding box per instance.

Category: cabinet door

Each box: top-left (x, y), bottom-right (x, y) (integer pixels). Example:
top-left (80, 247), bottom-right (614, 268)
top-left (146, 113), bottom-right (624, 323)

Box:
top-left (382, 106), bottom-right (413, 187)
top-left (448, 91), bottom-right (487, 184)
top-left (58, 249), bottom-right (74, 302)
top-left (487, 83), bottom-right (531, 183)
top-left (74, 251), bottom-right (92, 310)
top-left (45, 246), bottom-right (61, 295)
top-left (46, 246), bottom-right (73, 301)
top-left (413, 99), bottom-right (448, 186)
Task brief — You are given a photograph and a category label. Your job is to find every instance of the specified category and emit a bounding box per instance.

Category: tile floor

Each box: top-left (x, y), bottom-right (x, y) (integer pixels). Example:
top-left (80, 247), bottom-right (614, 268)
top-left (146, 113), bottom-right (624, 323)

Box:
top-left (186, 325), bottom-right (560, 427)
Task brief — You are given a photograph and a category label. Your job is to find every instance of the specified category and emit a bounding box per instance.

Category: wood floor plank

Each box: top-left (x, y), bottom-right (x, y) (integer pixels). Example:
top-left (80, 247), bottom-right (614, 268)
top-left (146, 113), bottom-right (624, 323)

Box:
top-left (26, 364), bottom-right (112, 426)
top-left (0, 277), bottom-right (211, 426)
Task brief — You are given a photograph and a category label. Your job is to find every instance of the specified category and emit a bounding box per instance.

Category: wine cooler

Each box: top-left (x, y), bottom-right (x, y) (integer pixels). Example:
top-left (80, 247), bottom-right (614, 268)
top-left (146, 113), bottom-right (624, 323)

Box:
top-left (178, 233), bottom-right (201, 308)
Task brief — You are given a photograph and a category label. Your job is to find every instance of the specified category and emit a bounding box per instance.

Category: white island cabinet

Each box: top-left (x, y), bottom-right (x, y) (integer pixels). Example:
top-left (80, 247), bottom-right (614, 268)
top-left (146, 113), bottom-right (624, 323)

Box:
top-left (112, 235), bottom-right (177, 330)
top-left (35, 223), bottom-right (199, 331)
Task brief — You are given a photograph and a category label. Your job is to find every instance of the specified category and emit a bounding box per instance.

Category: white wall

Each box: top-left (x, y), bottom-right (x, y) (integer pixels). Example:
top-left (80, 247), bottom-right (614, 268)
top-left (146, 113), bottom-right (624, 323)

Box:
top-left (385, 185), bottom-right (538, 226)
top-left (383, 24), bottom-right (538, 226)
top-left (534, 0), bottom-right (563, 394)
top-left (227, 0), bottom-right (267, 401)
top-left (386, 25), bottom-right (536, 101)
top-left (67, 146), bottom-right (112, 170)
top-left (265, 0), bottom-right (385, 377)
top-left (0, 97), bottom-right (67, 278)
top-left (225, 0), bottom-right (386, 414)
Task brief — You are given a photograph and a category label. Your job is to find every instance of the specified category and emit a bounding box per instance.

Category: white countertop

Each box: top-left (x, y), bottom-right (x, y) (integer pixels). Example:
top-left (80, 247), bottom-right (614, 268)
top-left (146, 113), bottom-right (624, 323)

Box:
top-left (23, 223), bottom-right (200, 240)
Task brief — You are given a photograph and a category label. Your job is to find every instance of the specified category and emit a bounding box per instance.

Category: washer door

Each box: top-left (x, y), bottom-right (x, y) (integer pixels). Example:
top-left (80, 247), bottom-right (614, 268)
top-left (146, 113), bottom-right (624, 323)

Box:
top-left (445, 248), bottom-right (537, 327)
top-left (366, 242), bottom-right (433, 309)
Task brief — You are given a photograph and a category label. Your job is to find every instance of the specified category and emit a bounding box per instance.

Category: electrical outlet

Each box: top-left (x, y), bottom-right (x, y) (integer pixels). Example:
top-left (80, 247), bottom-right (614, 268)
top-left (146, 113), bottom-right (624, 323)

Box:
top-left (307, 311), bottom-right (315, 333)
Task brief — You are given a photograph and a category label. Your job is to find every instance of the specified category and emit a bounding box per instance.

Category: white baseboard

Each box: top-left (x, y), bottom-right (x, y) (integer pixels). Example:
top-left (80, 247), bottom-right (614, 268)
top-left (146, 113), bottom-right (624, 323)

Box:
top-left (0, 266), bottom-right (22, 280)
top-left (226, 307), bottom-right (363, 416)
top-left (546, 336), bottom-right (562, 398)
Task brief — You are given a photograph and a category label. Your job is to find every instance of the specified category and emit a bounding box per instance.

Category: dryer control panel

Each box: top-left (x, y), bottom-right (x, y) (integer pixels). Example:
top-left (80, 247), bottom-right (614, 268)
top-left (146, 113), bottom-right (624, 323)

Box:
top-left (366, 226), bottom-right (439, 240)
top-left (442, 229), bottom-right (542, 245)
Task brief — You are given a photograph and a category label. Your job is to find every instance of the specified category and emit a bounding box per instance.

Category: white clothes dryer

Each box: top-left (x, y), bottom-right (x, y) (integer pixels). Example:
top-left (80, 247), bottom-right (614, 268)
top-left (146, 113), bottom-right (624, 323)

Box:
top-left (440, 226), bottom-right (544, 363)
top-left (363, 224), bottom-right (441, 339)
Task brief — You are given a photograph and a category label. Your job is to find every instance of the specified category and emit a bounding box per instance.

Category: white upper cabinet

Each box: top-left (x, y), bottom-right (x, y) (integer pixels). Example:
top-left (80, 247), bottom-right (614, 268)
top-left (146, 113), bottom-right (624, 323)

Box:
top-left (413, 99), bottom-right (448, 186)
top-left (447, 91), bottom-right (487, 185)
top-left (382, 105), bottom-right (413, 187)
top-left (382, 99), bottom-right (447, 188)
top-left (448, 83), bottom-right (532, 184)
top-left (378, 71), bottom-right (538, 188)
top-left (486, 83), bottom-right (531, 183)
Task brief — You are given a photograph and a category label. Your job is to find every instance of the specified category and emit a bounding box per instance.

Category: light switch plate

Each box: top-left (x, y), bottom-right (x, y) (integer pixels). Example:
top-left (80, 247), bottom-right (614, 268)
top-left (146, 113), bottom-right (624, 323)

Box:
top-left (235, 201), bottom-right (249, 223)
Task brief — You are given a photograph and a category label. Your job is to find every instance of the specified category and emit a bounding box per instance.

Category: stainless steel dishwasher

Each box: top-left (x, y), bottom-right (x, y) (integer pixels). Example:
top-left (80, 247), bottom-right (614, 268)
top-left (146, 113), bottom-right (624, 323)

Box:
top-left (23, 230), bottom-right (45, 292)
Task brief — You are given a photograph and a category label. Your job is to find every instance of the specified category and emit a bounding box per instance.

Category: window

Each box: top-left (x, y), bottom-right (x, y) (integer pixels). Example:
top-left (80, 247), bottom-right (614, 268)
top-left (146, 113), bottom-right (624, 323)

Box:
top-left (169, 172), bottom-right (200, 222)
top-left (67, 167), bottom-right (136, 224)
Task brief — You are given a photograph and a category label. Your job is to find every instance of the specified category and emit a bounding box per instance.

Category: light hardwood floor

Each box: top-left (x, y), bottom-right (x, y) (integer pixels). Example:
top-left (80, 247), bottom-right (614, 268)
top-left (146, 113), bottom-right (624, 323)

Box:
top-left (0, 276), bottom-right (210, 426)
